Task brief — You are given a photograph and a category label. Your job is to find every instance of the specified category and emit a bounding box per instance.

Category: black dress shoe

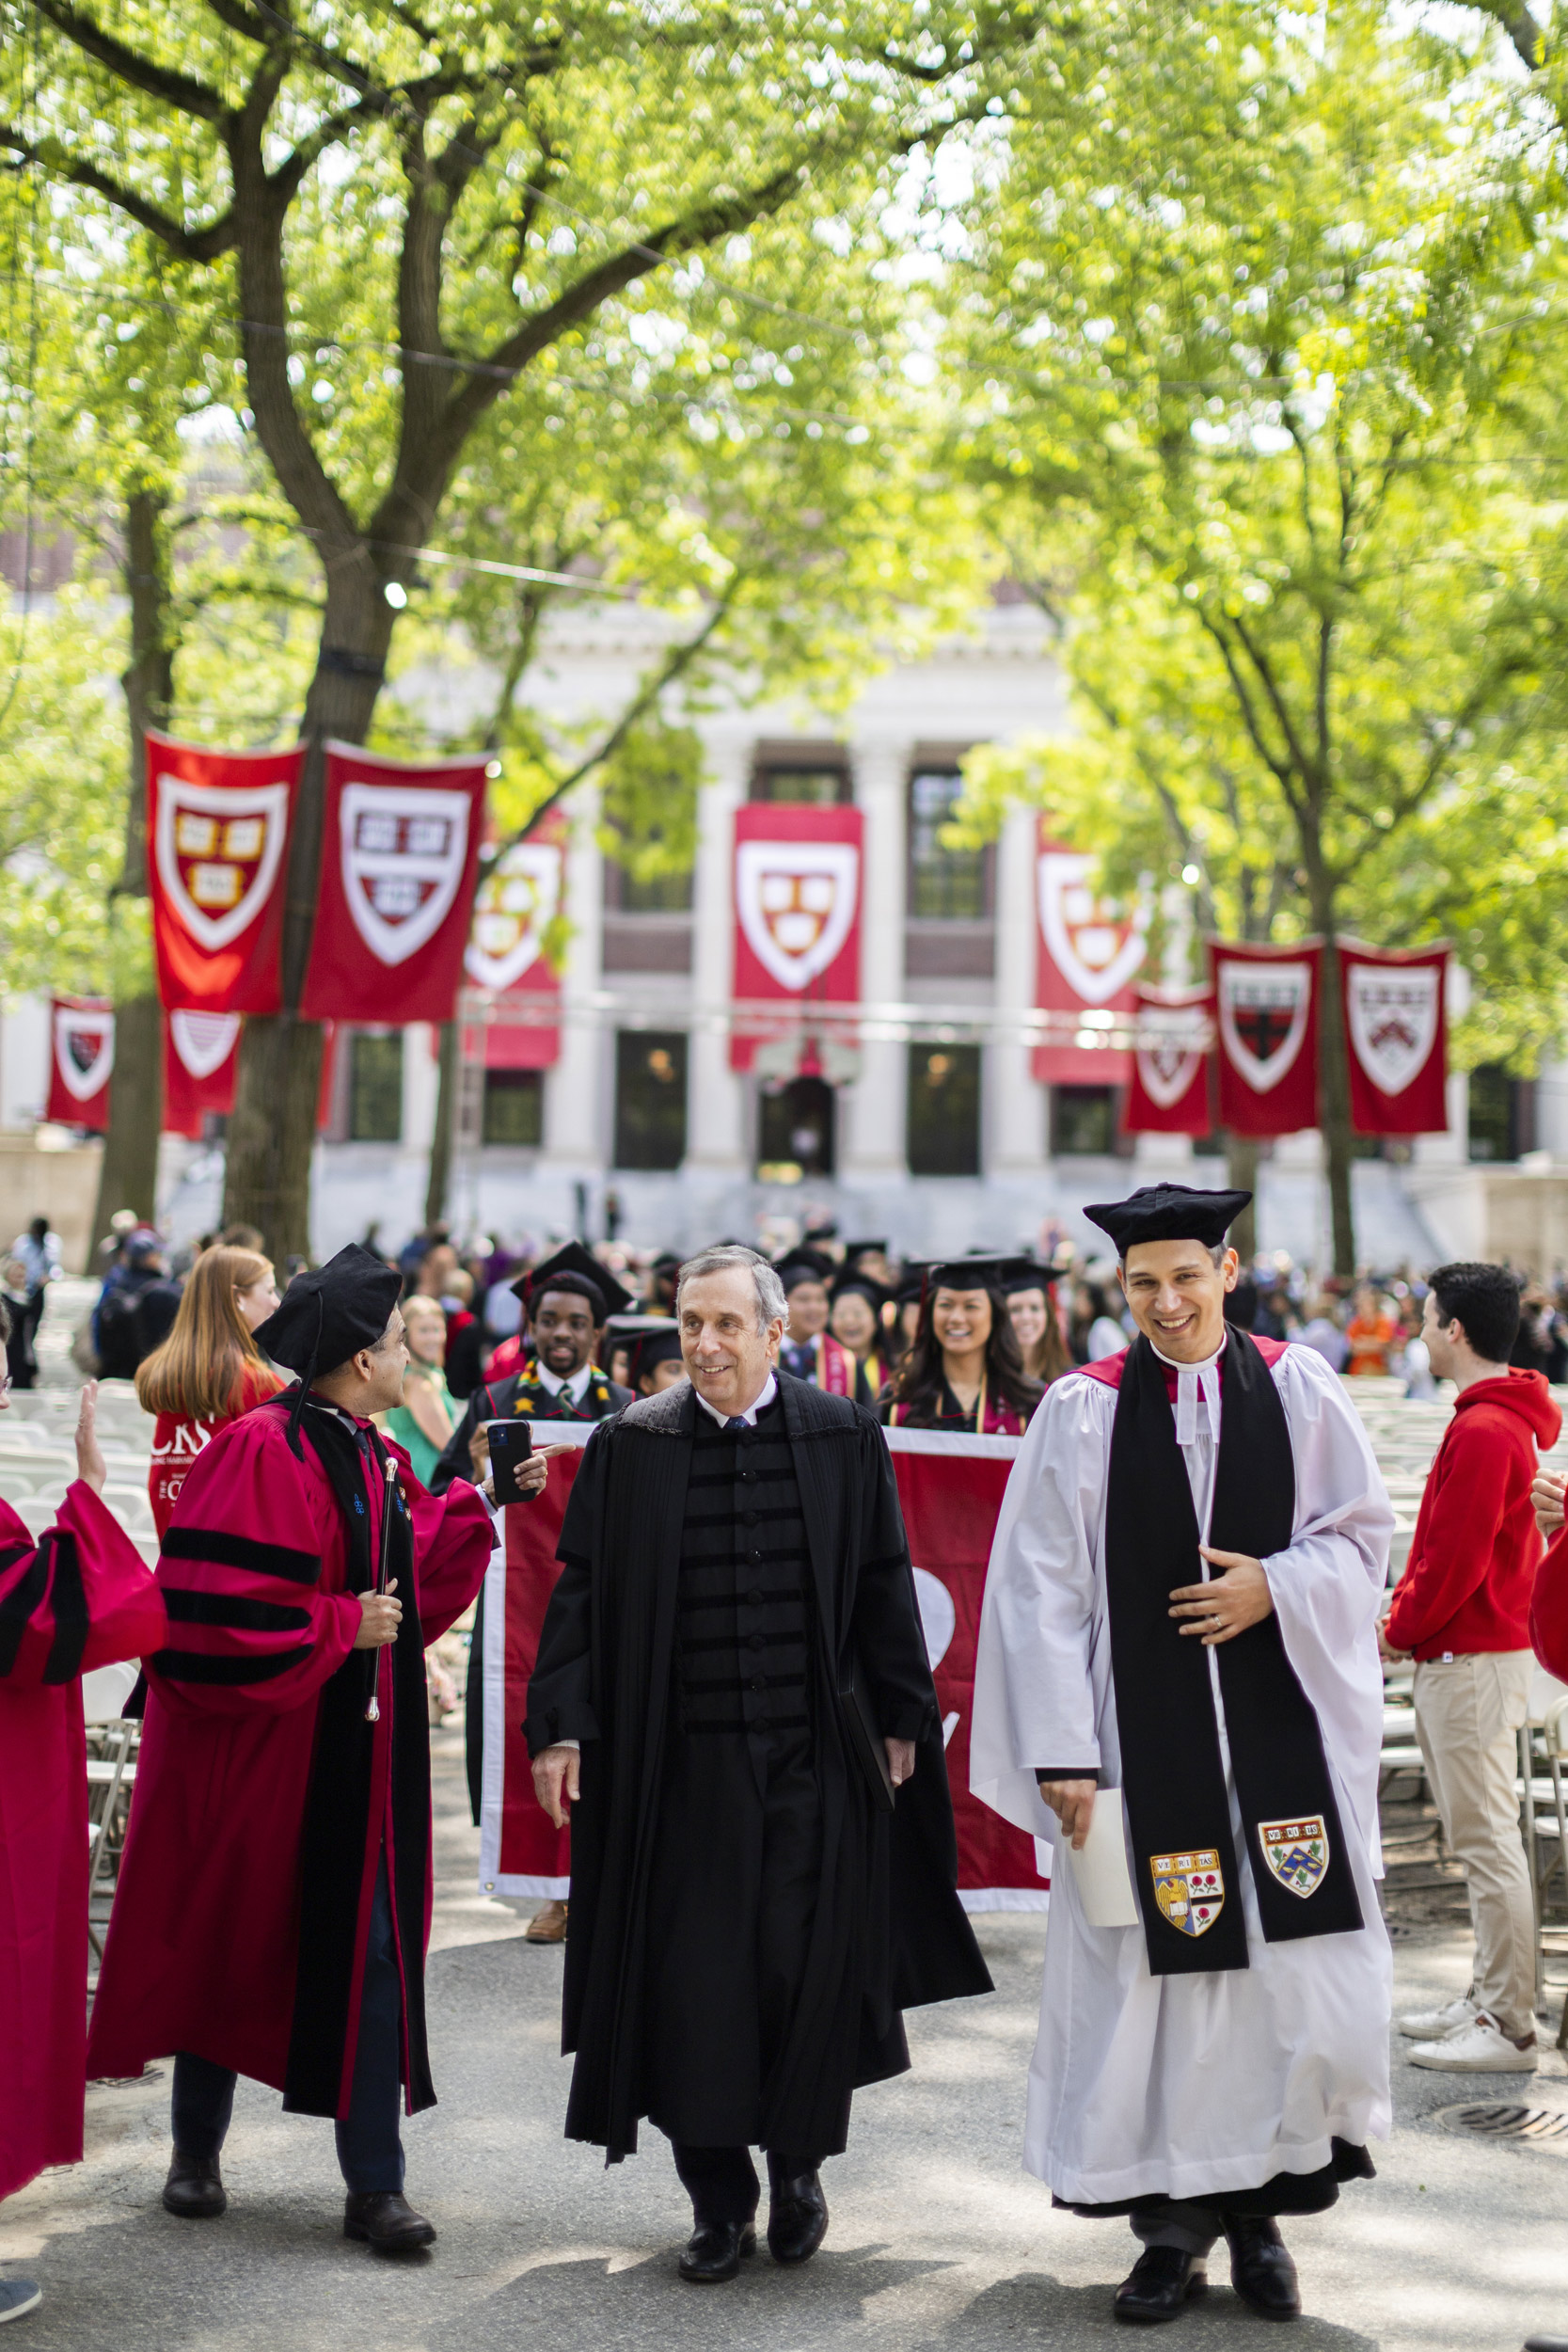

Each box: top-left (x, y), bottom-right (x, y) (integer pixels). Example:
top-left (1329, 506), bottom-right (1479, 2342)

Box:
top-left (678, 2220), bottom-right (756, 2282)
top-left (343, 2191), bottom-right (436, 2252)
top-left (1224, 2217), bottom-right (1301, 2320)
top-left (1114, 2246), bottom-right (1208, 2323)
top-left (768, 2169), bottom-right (829, 2265)
top-left (162, 2153), bottom-right (227, 2218)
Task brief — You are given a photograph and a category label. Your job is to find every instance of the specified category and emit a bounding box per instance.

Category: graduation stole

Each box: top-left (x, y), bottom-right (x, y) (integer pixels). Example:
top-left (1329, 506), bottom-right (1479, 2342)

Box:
top-left (1105, 1329), bottom-right (1363, 1977)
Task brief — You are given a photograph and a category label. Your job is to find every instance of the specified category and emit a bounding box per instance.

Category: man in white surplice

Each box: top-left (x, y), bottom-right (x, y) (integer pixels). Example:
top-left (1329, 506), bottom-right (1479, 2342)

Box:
top-left (972, 1185), bottom-right (1393, 2327)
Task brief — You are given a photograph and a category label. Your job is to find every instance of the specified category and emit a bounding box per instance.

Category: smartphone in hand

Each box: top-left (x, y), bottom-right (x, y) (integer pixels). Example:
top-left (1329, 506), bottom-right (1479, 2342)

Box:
top-left (484, 1418), bottom-right (533, 1505)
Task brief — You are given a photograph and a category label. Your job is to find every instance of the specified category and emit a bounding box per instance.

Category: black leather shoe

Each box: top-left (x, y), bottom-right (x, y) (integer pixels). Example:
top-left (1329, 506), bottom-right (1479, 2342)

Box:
top-left (678, 2220), bottom-right (756, 2282)
top-left (768, 2169), bottom-right (829, 2265)
top-left (343, 2191), bottom-right (436, 2252)
top-left (162, 2153), bottom-right (227, 2218)
top-left (1225, 2217), bottom-right (1301, 2320)
top-left (1114, 2246), bottom-right (1208, 2323)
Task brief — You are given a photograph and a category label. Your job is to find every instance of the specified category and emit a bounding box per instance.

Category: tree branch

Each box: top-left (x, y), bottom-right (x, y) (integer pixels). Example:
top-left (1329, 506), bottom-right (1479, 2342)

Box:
top-left (0, 125), bottom-right (236, 260)
top-left (1464, 0), bottom-right (1547, 72)
top-left (202, 0), bottom-right (269, 40)
top-left (31, 0), bottom-right (230, 119)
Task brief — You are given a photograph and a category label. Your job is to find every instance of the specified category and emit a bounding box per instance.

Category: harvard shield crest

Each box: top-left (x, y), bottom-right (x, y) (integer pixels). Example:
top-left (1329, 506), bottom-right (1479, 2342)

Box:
top-left (1037, 850), bottom-right (1149, 1006)
top-left (1150, 1849), bottom-right (1225, 1937)
top-left (1216, 958), bottom-right (1313, 1094)
top-left (1258, 1816), bottom-right (1329, 1899)
top-left (735, 839), bottom-right (859, 993)
top-left (154, 774), bottom-right (291, 954)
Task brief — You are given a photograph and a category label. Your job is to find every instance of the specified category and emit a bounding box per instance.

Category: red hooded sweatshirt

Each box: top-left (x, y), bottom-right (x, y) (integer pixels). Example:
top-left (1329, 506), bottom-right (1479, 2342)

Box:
top-left (1386, 1369), bottom-right (1560, 1661)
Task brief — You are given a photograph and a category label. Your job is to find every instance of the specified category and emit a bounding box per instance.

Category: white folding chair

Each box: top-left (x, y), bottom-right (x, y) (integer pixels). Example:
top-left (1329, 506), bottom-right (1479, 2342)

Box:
top-left (84, 1664), bottom-right (141, 1963)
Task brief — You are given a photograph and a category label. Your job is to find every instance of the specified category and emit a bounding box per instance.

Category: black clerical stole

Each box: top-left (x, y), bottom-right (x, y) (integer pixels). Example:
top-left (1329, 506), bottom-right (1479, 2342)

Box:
top-left (1104, 1329), bottom-right (1363, 1977)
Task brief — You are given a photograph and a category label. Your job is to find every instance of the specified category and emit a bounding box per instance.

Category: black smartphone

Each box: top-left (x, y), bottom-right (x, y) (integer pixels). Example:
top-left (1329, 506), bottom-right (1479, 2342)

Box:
top-left (484, 1417), bottom-right (533, 1506)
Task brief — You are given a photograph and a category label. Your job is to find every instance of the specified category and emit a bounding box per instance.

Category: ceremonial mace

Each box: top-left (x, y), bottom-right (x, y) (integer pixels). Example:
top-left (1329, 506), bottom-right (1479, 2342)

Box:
top-left (365, 1452), bottom-right (398, 1724)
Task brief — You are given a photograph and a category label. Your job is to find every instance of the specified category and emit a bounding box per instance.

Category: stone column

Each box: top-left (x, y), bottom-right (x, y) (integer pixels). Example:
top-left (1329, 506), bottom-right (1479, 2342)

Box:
top-left (541, 783), bottom-right (605, 1168)
top-left (990, 801), bottom-right (1045, 1175)
top-left (840, 739), bottom-right (911, 1184)
top-left (687, 735), bottom-right (750, 1175)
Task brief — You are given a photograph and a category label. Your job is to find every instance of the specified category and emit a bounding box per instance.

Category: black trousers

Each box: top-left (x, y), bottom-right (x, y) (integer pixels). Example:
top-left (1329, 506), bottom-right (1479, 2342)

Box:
top-left (673, 2143), bottom-right (822, 2230)
top-left (172, 1853), bottom-right (405, 2196)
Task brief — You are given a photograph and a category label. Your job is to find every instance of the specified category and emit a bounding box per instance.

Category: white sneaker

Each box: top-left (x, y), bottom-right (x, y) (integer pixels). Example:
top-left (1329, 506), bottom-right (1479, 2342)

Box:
top-left (1408, 2011), bottom-right (1538, 2072)
top-left (1398, 1993), bottom-right (1479, 2039)
top-left (0, 2280), bottom-right (40, 2325)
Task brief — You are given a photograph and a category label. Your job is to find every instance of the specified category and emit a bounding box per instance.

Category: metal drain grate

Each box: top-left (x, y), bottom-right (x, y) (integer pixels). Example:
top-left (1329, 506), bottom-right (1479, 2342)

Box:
top-left (1434, 2101), bottom-right (1568, 2147)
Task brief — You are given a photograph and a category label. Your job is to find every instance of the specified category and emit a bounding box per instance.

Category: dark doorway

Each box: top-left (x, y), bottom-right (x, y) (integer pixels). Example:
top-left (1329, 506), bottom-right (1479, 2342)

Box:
top-left (908, 1044), bottom-right (981, 1176)
top-left (758, 1076), bottom-right (836, 1179)
top-left (613, 1031), bottom-right (689, 1170)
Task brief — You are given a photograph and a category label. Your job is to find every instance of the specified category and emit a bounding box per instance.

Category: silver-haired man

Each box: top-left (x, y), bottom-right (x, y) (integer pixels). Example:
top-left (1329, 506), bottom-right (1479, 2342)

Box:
top-left (527, 1245), bottom-right (990, 2284)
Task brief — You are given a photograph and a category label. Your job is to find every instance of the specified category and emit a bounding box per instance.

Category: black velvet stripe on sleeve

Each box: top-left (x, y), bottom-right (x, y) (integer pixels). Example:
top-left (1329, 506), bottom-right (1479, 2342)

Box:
top-left (152, 1645), bottom-right (313, 1685)
top-left (0, 1536), bottom-right (52, 1677)
top-left (163, 1588), bottom-right (311, 1633)
top-left (161, 1527), bottom-right (322, 1584)
top-left (42, 1529), bottom-right (89, 1685)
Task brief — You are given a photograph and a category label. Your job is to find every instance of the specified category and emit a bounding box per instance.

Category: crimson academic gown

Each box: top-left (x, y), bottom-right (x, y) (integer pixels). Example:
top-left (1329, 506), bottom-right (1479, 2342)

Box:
top-left (0, 1484), bottom-right (165, 2201)
top-left (87, 1394), bottom-right (491, 2119)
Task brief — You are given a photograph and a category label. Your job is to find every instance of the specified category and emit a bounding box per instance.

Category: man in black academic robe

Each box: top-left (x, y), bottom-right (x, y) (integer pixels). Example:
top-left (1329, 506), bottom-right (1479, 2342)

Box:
top-left (528, 1244), bottom-right (991, 2284)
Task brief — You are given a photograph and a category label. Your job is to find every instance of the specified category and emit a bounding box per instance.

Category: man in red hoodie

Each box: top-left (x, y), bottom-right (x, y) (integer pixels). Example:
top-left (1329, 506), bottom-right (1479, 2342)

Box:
top-left (1381, 1261), bottom-right (1559, 2072)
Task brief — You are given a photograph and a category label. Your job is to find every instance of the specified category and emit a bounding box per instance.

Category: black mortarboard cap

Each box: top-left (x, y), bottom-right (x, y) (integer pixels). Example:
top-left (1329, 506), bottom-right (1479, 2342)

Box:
top-left (830, 1269), bottom-right (886, 1309)
top-left (630, 1325), bottom-right (685, 1382)
top-left (924, 1254), bottom-right (1012, 1294)
top-left (511, 1240), bottom-right (633, 1322)
top-left (775, 1248), bottom-right (833, 1294)
top-left (252, 1242), bottom-right (402, 1456)
top-left (1084, 1184), bottom-right (1252, 1257)
top-left (1000, 1258), bottom-right (1058, 1295)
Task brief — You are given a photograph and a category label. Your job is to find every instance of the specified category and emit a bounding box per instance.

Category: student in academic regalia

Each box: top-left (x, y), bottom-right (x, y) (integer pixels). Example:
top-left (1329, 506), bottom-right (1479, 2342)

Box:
top-left (774, 1252), bottom-right (858, 1395)
top-left (87, 1246), bottom-right (492, 2254)
top-left (527, 1245), bottom-right (992, 2285)
top-left (878, 1260), bottom-right (1043, 1432)
top-left (629, 1324), bottom-right (686, 1395)
top-left (0, 1367), bottom-right (165, 2328)
top-left (971, 1185), bottom-right (1394, 2325)
top-left (827, 1272), bottom-right (891, 1407)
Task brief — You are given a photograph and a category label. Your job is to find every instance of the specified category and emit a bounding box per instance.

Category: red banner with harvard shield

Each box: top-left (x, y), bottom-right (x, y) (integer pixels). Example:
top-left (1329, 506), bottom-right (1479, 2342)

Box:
top-left (1122, 984), bottom-right (1213, 1135)
top-left (146, 730), bottom-right (302, 1015)
top-left (46, 997), bottom-right (114, 1130)
top-left (463, 820), bottom-right (565, 1072)
top-left (301, 742), bottom-right (487, 1025)
top-left (729, 803), bottom-right (863, 1073)
top-left (478, 1424), bottom-right (1043, 1911)
top-left (1342, 942), bottom-right (1449, 1136)
top-left (162, 1009), bottom-right (242, 1138)
top-left (1031, 823), bottom-right (1149, 1085)
top-left (1212, 940), bottom-right (1322, 1136)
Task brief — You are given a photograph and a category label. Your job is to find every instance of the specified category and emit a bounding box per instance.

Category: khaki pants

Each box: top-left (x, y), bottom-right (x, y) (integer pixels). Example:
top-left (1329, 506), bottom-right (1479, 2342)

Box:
top-left (1413, 1650), bottom-right (1536, 2041)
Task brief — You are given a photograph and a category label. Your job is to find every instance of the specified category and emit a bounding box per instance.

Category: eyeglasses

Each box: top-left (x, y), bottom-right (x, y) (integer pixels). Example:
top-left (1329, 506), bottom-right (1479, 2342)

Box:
top-left (0, 1375), bottom-right (12, 1399)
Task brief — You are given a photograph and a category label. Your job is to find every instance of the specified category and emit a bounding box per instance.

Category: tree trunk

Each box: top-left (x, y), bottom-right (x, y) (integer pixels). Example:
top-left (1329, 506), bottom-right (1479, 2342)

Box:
top-left (92, 485), bottom-right (171, 1250)
top-left (1316, 932), bottom-right (1357, 1277)
top-left (424, 1018), bottom-right (459, 1228)
top-left (1227, 1134), bottom-right (1259, 1263)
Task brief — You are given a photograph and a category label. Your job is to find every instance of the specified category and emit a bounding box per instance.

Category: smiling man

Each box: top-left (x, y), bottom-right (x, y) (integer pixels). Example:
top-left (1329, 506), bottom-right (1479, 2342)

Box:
top-left (971, 1184), bottom-right (1394, 2328)
top-left (526, 1243), bottom-right (990, 2285)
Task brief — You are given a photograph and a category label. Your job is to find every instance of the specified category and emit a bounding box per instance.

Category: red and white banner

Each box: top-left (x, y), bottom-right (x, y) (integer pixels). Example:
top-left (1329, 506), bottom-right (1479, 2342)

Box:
top-left (47, 996), bottom-right (114, 1130)
top-left (463, 823), bottom-right (565, 1072)
top-left (146, 730), bottom-right (302, 1015)
top-left (1342, 942), bottom-right (1449, 1136)
top-left (301, 742), bottom-right (487, 1025)
top-left (1031, 825), bottom-right (1149, 1085)
top-left (162, 1009), bottom-right (241, 1138)
top-left (1122, 984), bottom-right (1213, 1135)
top-left (480, 1424), bottom-right (1044, 1911)
top-left (1212, 940), bottom-right (1322, 1136)
top-left (729, 803), bottom-right (863, 1073)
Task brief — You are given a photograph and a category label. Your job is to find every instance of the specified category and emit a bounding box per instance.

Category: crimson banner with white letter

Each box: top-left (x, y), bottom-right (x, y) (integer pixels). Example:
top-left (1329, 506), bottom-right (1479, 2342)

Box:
top-left (480, 1424), bottom-right (1044, 1911)
top-left (1342, 942), bottom-right (1449, 1136)
top-left (301, 741), bottom-right (487, 1025)
top-left (163, 1009), bottom-right (242, 1137)
top-left (46, 997), bottom-right (114, 1130)
top-left (729, 803), bottom-right (862, 1073)
top-left (1212, 939), bottom-right (1322, 1136)
top-left (146, 730), bottom-right (301, 1015)
top-left (1031, 823), bottom-right (1149, 1085)
top-left (463, 821), bottom-right (564, 1071)
top-left (1122, 983), bottom-right (1213, 1135)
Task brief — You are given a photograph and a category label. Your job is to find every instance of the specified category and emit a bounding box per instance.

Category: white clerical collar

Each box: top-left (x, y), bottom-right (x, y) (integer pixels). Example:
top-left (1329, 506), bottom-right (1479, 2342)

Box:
top-left (1150, 1332), bottom-right (1227, 1449)
top-left (534, 1359), bottom-right (594, 1404)
top-left (694, 1370), bottom-right (778, 1428)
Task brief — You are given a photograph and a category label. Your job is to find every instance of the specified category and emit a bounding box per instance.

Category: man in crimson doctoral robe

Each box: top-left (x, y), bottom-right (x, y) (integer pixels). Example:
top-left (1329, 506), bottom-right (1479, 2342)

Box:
top-left (87, 1245), bottom-right (491, 2254)
top-left (972, 1185), bottom-right (1393, 2326)
top-left (0, 1368), bottom-right (165, 2328)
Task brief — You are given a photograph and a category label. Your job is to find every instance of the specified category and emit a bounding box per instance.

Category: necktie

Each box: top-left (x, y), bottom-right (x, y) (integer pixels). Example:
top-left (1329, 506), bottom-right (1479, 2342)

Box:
top-left (724, 1415), bottom-right (750, 1432)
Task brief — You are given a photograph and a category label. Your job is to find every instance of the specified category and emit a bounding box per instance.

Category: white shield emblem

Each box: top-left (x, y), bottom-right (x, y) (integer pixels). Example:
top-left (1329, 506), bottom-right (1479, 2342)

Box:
top-left (154, 774), bottom-right (291, 953)
top-left (1135, 1002), bottom-right (1211, 1109)
top-left (1037, 851), bottom-right (1149, 1005)
top-left (1258, 1816), bottom-right (1330, 1899)
top-left (1347, 965), bottom-right (1438, 1097)
top-left (736, 840), bottom-right (859, 993)
top-left (341, 784), bottom-right (471, 968)
top-left (464, 841), bottom-right (562, 993)
top-left (168, 1009), bottom-right (242, 1080)
top-left (1217, 960), bottom-right (1312, 1093)
top-left (55, 1006), bottom-right (114, 1102)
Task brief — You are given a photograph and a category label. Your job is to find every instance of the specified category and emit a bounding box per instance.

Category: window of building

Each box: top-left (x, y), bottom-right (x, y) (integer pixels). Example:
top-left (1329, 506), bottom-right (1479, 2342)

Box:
top-left (1469, 1065), bottom-right (1536, 1162)
top-left (757, 1075), bottom-right (836, 1180)
top-left (613, 1030), bottom-right (688, 1169)
top-left (907, 1045), bottom-right (981, 1177)
top-left (908, 770), bottom-right (990, 921)
top-left (602, 858), bottom-right (694, 913)
top-left (482, 1068), bottom-right (543, 1148)
top-left (348, 1030), bottom-right (403, 1143)
top-left (1051, 1085), bottom-right (1132, 1158)
top-left (750, 763), bottom-right (852, 805)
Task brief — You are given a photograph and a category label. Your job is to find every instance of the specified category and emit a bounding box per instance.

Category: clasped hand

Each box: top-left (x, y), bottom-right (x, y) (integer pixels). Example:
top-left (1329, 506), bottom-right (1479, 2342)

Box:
top-left (354, 1579), bottom-right (402, 1647)
top-left (1168, 1547), bottom-right (1275, 1646)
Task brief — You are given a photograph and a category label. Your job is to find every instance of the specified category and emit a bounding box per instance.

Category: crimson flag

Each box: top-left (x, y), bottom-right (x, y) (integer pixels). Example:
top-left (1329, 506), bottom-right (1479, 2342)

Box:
top-left (463, 820), bottom-right (565, 1072)
top-left (1342, 942), bottom-right (1449, 1135)
top-left (1212, 940), bottom-right (1322, 1136)
top-left (46, 997), bottom-right (114, 1130)
top-left (729, 803), bottom-right (862, 1073)
top-left (163, 1009), bottom-right (241, 1138)
top-left (1122, 984), bottom-right (1213, 1135)
top-left (300, 742), bottom-right (487, 1025)
top-left (1031, 822), bottom-right (1150, 1084)
top-left (146, 730), bottom-right (301, 1015)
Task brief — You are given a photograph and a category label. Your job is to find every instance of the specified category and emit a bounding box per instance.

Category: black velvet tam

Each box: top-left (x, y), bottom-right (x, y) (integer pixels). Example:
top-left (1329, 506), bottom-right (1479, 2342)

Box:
top-left (1084, 1184), bottom-right (1252, 1258)
top-left (253, 1243), bottom-right (401, 1377)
